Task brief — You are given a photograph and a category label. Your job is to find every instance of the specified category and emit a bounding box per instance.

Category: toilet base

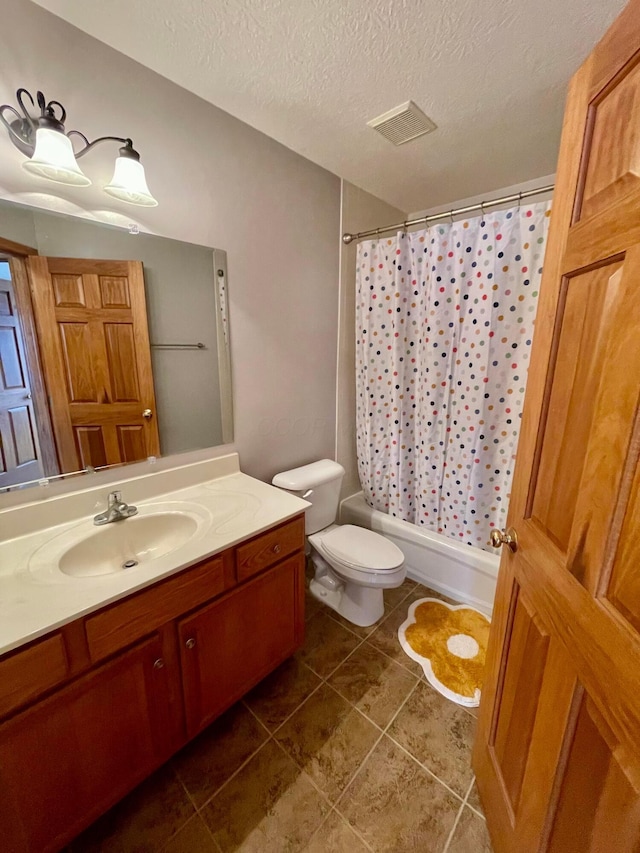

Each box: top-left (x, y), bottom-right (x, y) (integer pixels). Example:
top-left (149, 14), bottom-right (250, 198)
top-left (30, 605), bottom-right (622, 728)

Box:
top-left (309, 574), bottom-right (385, 627)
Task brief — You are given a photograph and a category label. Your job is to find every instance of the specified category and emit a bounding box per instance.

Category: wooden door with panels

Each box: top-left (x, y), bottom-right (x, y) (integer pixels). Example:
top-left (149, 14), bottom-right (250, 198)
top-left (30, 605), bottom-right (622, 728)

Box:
top-left (27, 257), bottom-right (160, 472)
top-left (0, 271), bottom-right (44, 488)
top-left (474, 2), bottom-right (640, 851)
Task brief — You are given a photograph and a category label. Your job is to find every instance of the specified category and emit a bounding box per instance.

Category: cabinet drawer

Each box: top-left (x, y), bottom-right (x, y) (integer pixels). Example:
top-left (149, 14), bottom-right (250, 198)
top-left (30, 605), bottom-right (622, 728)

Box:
top-left (0, 633), bottom-right (70, 718)
top-left (85, 556), bottom-right (226, 663)
top-left (235, 515), bottom-right (305, 582)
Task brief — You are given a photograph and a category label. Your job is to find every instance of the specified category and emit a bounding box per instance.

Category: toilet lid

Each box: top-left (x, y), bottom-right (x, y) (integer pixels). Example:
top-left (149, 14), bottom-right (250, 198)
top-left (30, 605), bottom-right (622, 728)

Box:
top-left (322, 525), bottom-right (404, 571)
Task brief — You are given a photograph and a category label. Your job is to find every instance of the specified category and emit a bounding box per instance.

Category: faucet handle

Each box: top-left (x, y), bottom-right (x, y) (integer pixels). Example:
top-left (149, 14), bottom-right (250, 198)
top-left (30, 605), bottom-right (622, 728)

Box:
top-left (109, 490), bottom-right (122, 505)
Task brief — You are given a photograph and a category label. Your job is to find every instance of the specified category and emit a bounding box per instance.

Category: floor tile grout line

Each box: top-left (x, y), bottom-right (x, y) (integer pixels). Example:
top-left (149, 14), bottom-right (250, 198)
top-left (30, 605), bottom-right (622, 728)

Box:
top-left (336, 809), bottom-right (376, 853)
top-left (200, 814), bottom-right (224, 853)
top-left (299, 805), bottom-right (339, 852)
top-left (264, 680), bottom-right (388, 813)
top-left (264, 676), bottom-right (328, 736)
top-left (328, 806), bottom-right (377, 852)
top-left (466, 803), bottom-right (486, 821)
top-left (465, 774), bottom-right (486, 821)
top-left (463, 775), bottom-right (476, 802)
top-left (161, 812), bottom-right (223, 853)
top-left (285, 677), bottom-right (422, 826)
top-left (330, 677), bottom-right (423, 817)
top-left (241, 697), bottom-right (277, 736)
top-left (316, 632), bottom-right (368, 682)
top-left (441, 776), bottom-right (477, 853)
top-left (157, 812), bottom-right (197, 853)
top-left (243, 630), bottom-right (370, 741)
top-left (318, 680), bottom-right (387, 733)
top-left (383, 728), bottom-right (468, 804)
top-left (194, 735), bottom-right (274, 813)
top-left (362, 636), bottom-right (424, 677)
top-left (442, 798), bottom-right (466, 853)
top-left (269, 734), bottom-right (337, 812)
top-left (327, 678), bottom-right (416, 733)
top-left (161, 767), bottom-right (206, 850)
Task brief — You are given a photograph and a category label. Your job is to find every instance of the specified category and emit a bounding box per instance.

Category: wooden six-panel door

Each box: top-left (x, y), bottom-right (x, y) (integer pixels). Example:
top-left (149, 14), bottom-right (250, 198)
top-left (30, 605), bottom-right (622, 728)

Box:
top-left (474, 2), bottom-right (640, 851)
top-left (0, 273), bottom-right (44, 487)
top-left (27, 257), bottom-right (160, 472)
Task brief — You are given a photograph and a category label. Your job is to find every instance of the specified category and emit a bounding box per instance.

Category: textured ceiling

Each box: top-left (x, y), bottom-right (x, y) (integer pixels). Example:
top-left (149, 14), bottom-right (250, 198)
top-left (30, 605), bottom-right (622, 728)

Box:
top-left (33, 0), bottom-right (626, 212)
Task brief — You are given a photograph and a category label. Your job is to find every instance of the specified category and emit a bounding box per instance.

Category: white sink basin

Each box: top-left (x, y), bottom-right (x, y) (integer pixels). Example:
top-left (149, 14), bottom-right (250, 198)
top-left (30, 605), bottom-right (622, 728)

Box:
top-left (27, 501), bottom-right (212, 582)
top-left (58, 513), bottom-right (198, 578)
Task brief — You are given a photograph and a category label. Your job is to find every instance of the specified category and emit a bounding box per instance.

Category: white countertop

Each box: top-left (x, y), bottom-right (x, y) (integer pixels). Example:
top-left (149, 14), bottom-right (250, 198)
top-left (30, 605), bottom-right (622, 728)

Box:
top-left (0, 470), bottom-right (309, 656)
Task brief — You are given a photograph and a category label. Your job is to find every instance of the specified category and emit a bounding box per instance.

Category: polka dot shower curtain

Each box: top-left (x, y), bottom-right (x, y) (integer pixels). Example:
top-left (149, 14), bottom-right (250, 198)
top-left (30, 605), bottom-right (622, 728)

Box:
top-left (355, 202), bottom-right (552, 552)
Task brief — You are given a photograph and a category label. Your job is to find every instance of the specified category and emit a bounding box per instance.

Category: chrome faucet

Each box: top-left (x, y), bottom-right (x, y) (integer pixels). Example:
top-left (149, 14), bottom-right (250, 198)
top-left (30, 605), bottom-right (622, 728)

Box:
top-left (93, 491), bottom-right (138, 526)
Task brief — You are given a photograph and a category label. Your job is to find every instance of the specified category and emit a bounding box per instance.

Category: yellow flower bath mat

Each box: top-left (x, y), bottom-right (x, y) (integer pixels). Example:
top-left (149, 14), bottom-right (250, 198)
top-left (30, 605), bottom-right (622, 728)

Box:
top-left (398, 598), bottom-right (491, 707)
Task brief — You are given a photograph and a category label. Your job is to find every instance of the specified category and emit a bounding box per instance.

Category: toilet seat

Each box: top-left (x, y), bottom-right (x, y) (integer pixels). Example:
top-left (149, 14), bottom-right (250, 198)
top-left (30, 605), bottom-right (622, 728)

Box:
top-left (321, 525), bottom-right (404, 573)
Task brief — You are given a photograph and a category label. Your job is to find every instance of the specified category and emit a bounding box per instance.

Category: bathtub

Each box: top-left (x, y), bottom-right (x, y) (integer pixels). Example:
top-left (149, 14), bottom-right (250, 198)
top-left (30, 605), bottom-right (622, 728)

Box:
top-left (339, 493), bottom-right (499, 615)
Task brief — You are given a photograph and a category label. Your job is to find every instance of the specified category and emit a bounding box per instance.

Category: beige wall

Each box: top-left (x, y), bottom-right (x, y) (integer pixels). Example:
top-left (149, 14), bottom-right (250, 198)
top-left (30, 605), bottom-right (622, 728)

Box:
top-left (0, 0), bottom-right (340, 486)
top-left (336, 182), bottom-right (405, 499)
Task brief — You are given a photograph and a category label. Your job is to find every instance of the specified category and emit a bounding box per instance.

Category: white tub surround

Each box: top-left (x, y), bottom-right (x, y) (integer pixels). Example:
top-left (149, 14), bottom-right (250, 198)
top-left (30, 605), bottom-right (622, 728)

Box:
top-left (340, 493), bottom-right (498, 615)
top-left (0, 453), bottom-right (309, 655)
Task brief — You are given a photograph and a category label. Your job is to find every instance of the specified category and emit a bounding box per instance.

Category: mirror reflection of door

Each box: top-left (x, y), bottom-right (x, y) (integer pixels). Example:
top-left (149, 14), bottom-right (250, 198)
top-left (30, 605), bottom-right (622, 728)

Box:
top-left (27, 257), bottom-right (160, 472)
top-left (0, 260), bottom-right (44, 488)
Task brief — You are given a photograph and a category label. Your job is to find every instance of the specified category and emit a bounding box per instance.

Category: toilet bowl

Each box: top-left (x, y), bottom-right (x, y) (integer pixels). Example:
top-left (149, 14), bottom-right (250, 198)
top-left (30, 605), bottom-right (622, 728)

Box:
top-left (272, 460), bottom-right (405, 627)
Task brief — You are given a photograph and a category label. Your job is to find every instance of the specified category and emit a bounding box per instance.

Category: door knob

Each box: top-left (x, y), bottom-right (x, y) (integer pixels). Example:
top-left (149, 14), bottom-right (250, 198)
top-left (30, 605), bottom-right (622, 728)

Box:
top-left (142, 409), bottom-right (152, 419)
top-left (490, 527), bottom-right (518, 553)
top-left (24, 393), bottom-right (32, 400)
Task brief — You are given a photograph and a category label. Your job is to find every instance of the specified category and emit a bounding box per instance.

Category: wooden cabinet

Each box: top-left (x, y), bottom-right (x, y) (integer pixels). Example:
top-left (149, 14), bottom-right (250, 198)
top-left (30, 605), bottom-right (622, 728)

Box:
top-left (180, 553), bottom-right (304, 736)
top-left (0, 513), bottom-right (305, 853)
top-left (0, 635), bottom-right (174, 853)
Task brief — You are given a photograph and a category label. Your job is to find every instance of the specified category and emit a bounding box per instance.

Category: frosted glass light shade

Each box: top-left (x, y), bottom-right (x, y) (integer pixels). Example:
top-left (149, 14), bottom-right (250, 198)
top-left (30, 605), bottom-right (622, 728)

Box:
top-left (104, 156), bottom-right (158, 207)
top-left (22, 128), bottom-right (91, 186)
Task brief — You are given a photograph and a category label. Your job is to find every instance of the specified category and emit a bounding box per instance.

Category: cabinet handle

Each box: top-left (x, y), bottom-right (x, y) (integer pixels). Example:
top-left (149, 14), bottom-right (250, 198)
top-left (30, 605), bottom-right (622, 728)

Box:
top-left (185, 638), bottom-right (196, 649)
top-left (153, 658), bottom-right (165, 670)
top-left (272, 544), bottom-right (281, 554)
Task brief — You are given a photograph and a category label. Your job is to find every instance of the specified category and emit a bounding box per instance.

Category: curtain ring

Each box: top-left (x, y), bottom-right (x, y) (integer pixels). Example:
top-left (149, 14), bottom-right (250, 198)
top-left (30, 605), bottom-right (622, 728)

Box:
top-left (518, 190), bottom-right (523, 210)
top-left (449, 209), bottom-right (454, 225)
top-left (480, 200), bottom-right (486, 222)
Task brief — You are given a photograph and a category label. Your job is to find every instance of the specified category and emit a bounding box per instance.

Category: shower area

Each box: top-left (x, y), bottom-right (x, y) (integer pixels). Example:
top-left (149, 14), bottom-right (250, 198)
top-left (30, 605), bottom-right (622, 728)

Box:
top-left (340, 196), bottom-right (552, 613)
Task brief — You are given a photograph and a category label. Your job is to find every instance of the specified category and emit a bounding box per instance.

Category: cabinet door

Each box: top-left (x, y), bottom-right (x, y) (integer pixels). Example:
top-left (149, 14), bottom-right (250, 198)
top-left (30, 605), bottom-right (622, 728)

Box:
top-left (179, 553), bottom-right (304, 737)
top-left (0, 635), bottom-right (175, 853)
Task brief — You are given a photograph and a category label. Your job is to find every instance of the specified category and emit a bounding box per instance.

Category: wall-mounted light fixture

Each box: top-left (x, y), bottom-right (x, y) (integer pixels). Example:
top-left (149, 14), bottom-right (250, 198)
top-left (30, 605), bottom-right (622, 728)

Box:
top-left (0, 88), bottom-right (158, 207)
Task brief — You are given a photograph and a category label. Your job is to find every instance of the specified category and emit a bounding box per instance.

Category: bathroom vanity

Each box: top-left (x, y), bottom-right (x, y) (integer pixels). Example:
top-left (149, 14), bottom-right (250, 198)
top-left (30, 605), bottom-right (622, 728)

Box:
top-left (0, 455), bottom-right (308, 853)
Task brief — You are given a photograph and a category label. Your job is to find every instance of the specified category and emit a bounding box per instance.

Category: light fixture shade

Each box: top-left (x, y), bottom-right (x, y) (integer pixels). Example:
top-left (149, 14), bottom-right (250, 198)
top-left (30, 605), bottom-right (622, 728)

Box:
top-left (104, 156), bottom-right (158, 207)
top-left (22, 127), bottom-right (91, 186)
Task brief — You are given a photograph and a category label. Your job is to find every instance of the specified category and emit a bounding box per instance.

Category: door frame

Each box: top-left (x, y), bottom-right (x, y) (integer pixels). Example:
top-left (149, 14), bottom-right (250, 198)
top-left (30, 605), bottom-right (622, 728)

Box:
top-left (0, 236), bottom-right (59, 478)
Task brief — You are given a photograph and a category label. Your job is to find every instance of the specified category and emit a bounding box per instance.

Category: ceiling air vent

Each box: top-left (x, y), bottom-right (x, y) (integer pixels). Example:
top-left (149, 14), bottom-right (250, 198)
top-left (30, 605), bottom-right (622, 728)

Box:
top-left (367, 101), bottom-right (437, 146)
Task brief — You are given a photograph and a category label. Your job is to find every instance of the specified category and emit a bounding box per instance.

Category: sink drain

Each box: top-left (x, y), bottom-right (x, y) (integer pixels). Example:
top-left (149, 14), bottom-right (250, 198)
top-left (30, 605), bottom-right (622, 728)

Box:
top-left (122, 559), bottom-right (138, 569)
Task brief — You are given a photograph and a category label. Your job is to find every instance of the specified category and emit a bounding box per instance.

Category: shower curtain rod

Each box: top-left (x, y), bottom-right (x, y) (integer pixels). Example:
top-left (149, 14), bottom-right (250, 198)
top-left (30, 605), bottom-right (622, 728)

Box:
top-left (341, 183), bottom-right (555, 244)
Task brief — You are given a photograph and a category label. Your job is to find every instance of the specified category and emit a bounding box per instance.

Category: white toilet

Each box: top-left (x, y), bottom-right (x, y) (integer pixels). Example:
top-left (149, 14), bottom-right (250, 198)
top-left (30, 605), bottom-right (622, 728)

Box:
top-left (272, 460), bottom-right (405, 627)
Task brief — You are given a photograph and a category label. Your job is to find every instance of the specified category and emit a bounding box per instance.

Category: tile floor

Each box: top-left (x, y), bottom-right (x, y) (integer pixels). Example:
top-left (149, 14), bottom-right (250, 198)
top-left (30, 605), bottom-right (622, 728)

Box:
top-left (70, 573), bottom-right (493, 853)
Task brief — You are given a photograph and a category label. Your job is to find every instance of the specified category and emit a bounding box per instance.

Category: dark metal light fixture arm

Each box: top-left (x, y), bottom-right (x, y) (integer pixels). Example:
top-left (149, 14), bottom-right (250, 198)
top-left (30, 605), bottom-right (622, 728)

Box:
top-left (70, 133), bottom-right (135, 159)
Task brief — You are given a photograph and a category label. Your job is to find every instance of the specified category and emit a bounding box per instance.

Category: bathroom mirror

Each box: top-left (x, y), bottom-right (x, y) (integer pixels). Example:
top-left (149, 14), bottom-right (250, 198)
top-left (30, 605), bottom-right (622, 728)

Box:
top-left (0, 198), bottom-right (232, 491)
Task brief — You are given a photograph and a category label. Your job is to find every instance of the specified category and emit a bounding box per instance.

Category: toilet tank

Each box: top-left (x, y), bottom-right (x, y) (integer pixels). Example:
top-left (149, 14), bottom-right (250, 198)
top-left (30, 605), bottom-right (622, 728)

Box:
top-left (272, 460), bottom-right (345, 535)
